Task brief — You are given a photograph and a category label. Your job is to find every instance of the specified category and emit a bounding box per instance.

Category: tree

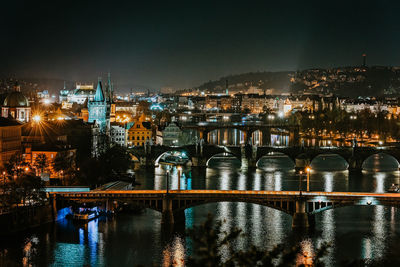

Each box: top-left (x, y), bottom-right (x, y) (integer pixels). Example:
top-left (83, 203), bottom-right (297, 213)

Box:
top-left (14, 174), bottom-right (46, 206)
top-left (34, 154), bottom-right (48, 176)
top-left (53, 153), bottom-right (75, 185)
top-left (4, 153), bottom-right (30, 178)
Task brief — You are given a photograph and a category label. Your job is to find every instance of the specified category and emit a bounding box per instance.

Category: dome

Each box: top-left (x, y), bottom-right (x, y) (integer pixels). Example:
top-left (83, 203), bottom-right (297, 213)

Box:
top-left (310, 153), bottom-right (349, 171)
top-left (362, 153), bottom-right (399, 172)
top-left (3, 91), bottom-right (29, 107)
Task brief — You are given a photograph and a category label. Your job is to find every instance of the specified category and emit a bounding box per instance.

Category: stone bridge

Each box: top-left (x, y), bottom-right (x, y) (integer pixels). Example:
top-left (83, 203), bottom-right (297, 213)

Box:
top-left (50, 190), bottom-right (400, 229)
top-left (129, 144), bottom-right (400, 171)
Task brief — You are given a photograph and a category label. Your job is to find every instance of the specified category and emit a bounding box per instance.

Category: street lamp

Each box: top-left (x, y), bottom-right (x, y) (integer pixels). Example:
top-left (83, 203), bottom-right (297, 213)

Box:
top-left (298, 170), bottom-right (303, 194)
top-left (177, 166), bottom-right (182, 191)
top-left (305, 167), bottom-right (311, 192)
top-left (166, 170), bottom-right (170, 194)
top-left (32, 115), bottom-right (41, 123)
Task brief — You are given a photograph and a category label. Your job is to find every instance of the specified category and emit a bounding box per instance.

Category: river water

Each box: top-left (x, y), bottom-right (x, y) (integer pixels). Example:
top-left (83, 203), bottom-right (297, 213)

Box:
top-left (1, 155), bottom-right (400, 266)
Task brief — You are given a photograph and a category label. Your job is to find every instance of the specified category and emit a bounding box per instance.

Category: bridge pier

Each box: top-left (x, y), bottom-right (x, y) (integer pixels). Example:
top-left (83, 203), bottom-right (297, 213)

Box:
top-left (191, 156), bottom-right (208, 167)
top-left (292, 198), bottom-right (309, 228)
top-left (289, 127), bottom-right (300, 147)
top-left (261, 128), bottom-right (271, 146)
top-left (51, 195), bottom-right (58, 221)
top-left (162, 197), bottom-right (174, 225)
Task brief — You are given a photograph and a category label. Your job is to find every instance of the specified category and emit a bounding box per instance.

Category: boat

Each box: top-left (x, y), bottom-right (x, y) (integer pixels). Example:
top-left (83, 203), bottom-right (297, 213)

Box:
top-left (71, 209), bottom-right (100, 222)
top-left (387, 184), bottom-right (400, 193)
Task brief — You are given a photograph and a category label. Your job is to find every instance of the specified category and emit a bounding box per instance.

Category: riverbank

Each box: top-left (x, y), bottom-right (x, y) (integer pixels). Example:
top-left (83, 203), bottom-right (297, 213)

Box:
top-left (0, 204), bottom-right (54, 236)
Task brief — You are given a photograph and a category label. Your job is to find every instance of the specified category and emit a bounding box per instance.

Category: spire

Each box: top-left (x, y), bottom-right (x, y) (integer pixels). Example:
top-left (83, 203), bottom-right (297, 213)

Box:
top-left (106, 72), bottom-right (114, 102)
top-left (94, 80), bottom-right (105, 102)
top-left (63, 81), bottom-right (66, 90)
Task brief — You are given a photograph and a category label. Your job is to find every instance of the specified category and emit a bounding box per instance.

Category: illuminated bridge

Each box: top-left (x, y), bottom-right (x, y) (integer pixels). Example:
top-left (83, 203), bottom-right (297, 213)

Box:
top-left (50, 190), bottom-right (400, 228)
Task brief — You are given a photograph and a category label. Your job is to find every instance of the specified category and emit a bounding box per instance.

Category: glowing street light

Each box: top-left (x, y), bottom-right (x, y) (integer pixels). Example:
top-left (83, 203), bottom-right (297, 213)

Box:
top-left (177, 166), bottom-right (182, 191)
top-left (305, 167), bottom-right (311, 192)
top-left (32, 115), bottom-right (41, 123)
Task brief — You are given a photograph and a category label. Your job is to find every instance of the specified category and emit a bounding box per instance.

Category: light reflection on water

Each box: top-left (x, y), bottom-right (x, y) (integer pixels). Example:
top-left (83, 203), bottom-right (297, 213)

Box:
top-left (2, 155), bottom-right (400, 266)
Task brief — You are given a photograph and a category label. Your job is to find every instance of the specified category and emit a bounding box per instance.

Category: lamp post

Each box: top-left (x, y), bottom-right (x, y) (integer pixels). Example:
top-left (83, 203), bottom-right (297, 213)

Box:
top-left (306, 167), bottom-right (311, 192)
top-left (298, 170), bottom-right (303, 193)
top-left (166, 170), bottom-right (170, 194)
top-left (177, 166), bottom-right (182, 191)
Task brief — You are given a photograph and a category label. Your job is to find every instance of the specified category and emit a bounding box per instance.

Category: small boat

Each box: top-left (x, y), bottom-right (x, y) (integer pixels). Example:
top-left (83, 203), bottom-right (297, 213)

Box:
top-left (72, 210), bottom-right (99, 222)
top-left (387, 184), bottom-right (400, 193)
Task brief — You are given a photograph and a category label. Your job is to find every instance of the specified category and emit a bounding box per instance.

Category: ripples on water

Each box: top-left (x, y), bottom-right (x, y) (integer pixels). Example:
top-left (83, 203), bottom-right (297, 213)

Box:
top-left (1, 155), bottom-right (400, 266)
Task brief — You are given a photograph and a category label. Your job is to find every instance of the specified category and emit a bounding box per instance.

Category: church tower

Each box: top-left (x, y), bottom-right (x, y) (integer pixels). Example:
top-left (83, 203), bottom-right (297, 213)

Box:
top-left (88, 79), bottom-right (110, 133)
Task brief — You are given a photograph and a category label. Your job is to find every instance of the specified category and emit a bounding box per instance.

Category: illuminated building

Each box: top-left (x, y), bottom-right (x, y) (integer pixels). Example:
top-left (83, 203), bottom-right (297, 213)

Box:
top-left (110, 123), bottom-right (127, 146)
top-left (25, 143), bottom-right (76, 180)
top-left (66, 83), bottom-right (95, 105)
top-left (1, 83), bottom-right (31, 122)
top-left (127, 114), bottom-right (152, 146)
top-left (88, 80), bottom-right (110, 132)
top-left (156, 122), bottom-right (182, 146)
top-left (0, 117), bottom-right (22, 168)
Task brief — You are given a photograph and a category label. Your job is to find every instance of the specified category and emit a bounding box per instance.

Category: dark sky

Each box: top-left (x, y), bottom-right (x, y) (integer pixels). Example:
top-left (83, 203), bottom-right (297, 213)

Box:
top-left (1, 0), bottom-right (400, 91)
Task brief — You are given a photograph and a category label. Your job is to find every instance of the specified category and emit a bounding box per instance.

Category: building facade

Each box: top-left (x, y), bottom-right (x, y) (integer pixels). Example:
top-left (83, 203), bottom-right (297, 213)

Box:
top-left (88, 80), bottom-right (110, 133)
top-left (1, 84), bottom-right (31, 122)
top-left (127, 114), bottom-right (152, 147)
top-left (110, 123), bottom-right (126, 146)
top-left (0, 117), bottom-right (22, 168)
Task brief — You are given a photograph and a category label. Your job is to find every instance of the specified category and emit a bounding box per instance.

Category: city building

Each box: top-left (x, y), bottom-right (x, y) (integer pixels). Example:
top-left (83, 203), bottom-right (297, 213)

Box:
top-left (66, 83), bottom-right (95, 105)
top-left (1, 83), bottom-right (31, 122)
top-left (0, 117), bottom-right (22, 168)
top-left (156, 122), bottom-right (182, 146)
top-left (25, 143), bottom-right (76, 180)
top-left (127, 114), bottom-right (152, 146)
top-left (110, 123), bottom-right (127, 146)
top-left (88, 80), bottom-right (110, 133)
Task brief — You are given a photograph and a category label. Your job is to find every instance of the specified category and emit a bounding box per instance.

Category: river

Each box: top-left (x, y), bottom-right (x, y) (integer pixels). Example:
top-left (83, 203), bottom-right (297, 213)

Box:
top-left (1, 155), bottom-right (400, 266)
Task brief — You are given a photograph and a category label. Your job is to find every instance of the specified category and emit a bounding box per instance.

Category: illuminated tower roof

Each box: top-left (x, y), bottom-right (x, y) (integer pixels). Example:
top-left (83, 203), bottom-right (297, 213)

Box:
top-left (94, 80), bottom-right (105, 102)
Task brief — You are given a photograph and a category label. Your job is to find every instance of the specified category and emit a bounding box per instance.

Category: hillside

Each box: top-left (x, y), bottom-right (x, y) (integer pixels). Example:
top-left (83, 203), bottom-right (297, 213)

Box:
top-left (197, 71), bottom-right (293, 94)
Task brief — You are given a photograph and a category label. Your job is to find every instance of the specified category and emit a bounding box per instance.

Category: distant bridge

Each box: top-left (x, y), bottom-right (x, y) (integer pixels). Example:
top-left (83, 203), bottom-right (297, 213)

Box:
top-left (50, 190), bottom-right (400, 228)
top-left (130, 144), bottom-right (400, 170)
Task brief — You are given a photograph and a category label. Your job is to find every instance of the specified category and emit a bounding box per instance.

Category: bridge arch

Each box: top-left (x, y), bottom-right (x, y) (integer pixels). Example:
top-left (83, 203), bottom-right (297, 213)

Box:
top-left (256, 152), bottom-right (295, 170)
top-left (361, 152), bottom-right (400, 172)
top-left (310, 153), bottom-right (349, 171)
top-left (206, 152), bottom-right (241, 167)
top-left (129, 153), bottom-right (140, 162)
top-left (309, 200), bottom-right (399, 215)
top-left (154, 150), bottom-right (190, 166)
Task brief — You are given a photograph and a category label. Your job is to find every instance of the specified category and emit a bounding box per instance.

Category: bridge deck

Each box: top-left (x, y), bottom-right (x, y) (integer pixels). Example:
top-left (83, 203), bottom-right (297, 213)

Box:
top-left (50, 190), bottom-right (400, 199)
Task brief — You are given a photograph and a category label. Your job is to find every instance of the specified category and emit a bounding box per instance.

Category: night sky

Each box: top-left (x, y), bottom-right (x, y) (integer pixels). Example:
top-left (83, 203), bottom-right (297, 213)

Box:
top-left (1, 0), bottom-right (400, 90)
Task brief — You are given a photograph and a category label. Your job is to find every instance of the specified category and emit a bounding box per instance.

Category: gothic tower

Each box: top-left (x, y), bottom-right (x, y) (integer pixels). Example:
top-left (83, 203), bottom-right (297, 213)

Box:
top-left (88, 79), bottom-right (110, 132)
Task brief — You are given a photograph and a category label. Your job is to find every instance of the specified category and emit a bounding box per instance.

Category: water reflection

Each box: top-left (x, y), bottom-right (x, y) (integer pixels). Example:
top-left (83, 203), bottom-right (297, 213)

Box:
top-left (162, 236), bottom-right (185, 267)
top-left (4, 153), bottom-right (400, 266)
